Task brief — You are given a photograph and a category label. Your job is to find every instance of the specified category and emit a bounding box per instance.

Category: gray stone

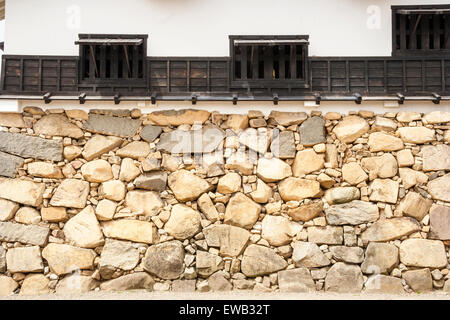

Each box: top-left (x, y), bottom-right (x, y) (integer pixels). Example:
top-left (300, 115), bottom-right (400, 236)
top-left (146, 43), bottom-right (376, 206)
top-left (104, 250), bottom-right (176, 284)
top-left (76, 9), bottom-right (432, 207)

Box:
top-left (325, 200), bottom-right (379, 225)
top-left (324, 262), bottom-right (364, 293)
top-left (0, 151), bottom-right (24, 178)
top-left (208, 272), bottom-right (233, 291)
top-left (157, 125), bottom-right (225, 154)
top-left (0, 222), bottom-right (50, 246)
top-left (99, 239), bottom-right (140, 278)
top-left (361, 242), bottom-right (398, 274)
top-left (241, 244), bottom-right (287, 277)
top-left (99, 272), bottom-right (154, 291)
top-left (299, 116), bottom-right (326, 146)
top-left (140, 125), bottom-right (163, 142)
top-left (329, 246), bottom-right (364, 264)
top-left (403, 268), bottom-right (433, 293)
top-left (143, 240), bottom-right (185, 280)
top-left (422, 144), bottom-right (450, 172)
top-left (0, 132), bottom-right (63, 161)
top-left (292, 242), bottom-right (330, 268)
top-left (323, 187), bottom-right (360, 205)
top-left (270, 130), bottom-right (296, 159)
top-left (278, 268), bottom-right (316, 292)
top-left (6, 246), bottom-right (43, 273)
top-left (134, 171), bottom-right (167, 192)
top-left (171, 279), bottom-right (196, 292)
top-left (429, 204), bottom-right (450, 241)
top-left (364, 275), bottom-right (405, 294)
top-left (0, 246), bottom-right (5, 272)
top-left (90, 109), bottom-right (131, 117)
top-left (361, 217), bottom-right (421, 242)
top-left (83, 114), bottom-right (142, 138)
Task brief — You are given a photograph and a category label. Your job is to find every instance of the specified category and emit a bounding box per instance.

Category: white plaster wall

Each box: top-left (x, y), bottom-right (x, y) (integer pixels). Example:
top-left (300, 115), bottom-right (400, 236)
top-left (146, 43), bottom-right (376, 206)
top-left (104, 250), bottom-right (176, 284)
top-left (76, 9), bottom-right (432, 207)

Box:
top-left (5, 0), bottom-right (450, 57)
top-left (10, 99), bottom-right (450, 116)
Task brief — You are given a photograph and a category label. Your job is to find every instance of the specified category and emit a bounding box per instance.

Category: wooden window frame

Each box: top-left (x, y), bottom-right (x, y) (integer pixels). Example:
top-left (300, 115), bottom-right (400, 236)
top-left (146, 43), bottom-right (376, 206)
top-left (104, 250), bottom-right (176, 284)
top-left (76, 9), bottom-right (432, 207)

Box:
top-left (392, 5), bottom-right (450, 57)
top-left (78, 34), bottom-right (148, 85)
top-left (229, 35), bottom-right (310, 89)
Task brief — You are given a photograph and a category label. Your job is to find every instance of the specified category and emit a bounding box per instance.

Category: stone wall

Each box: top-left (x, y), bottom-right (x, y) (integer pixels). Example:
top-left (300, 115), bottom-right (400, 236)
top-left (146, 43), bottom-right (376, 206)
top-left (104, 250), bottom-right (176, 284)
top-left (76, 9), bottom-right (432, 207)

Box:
top-left (0, 107), bottom-right (449, 296)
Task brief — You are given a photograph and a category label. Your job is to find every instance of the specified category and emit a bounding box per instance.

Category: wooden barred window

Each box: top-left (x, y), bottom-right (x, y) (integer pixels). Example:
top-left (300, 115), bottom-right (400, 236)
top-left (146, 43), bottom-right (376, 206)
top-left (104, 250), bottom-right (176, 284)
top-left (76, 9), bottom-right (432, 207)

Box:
top-left (392, 5), bottom-right (450, 56)
top-left (229, 35), bottom-right (309, 88)
top-left (76, 34), bottom-right (147, 83)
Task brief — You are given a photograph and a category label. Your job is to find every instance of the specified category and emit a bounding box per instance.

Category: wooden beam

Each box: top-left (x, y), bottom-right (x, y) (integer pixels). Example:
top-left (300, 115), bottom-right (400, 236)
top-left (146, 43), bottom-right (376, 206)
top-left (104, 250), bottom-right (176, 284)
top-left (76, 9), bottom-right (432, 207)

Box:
top-left (89, 45), bottom-right (99, 78)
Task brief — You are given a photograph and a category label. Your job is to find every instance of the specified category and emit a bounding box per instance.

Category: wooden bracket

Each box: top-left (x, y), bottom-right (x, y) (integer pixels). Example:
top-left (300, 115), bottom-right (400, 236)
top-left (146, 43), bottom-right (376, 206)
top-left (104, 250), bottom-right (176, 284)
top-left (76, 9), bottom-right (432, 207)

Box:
top-left (432, 93), bottom-right (441, 104)
top-left (191, 94), bottom-right (197, 105)
top-left (43, 92), bottom-right (52, 104)
top-left (272, 93), bottom-right (279, 105)
top-left (397, 93), bottom-right (405, 104)
top-left (314, 93), bottom-right (321, 105)
top-left (151, 92), bottom-right (157, 105)
top-left (354, 93), bottom-right (362, 104)
top-left (79, 92), bottom-right (87, 104)
top-left (232, 94), bottom-right (238, 105)
top-left (114, 94), bottom-right (120, 105)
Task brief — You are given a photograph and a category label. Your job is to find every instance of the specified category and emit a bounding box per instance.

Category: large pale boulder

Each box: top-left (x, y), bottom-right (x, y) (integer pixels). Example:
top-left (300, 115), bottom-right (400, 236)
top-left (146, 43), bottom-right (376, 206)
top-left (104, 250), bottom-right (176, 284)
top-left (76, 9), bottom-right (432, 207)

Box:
top-left (399, 191), bottom-right (432, 221)
top-left (99, 180), bottom-right (126, 201)
top-left (307, 226), bottom-right (343, 245)
top-left (0, 276), bottom-right (18, 296)
top-left (82, 135), bottom-right (123, 161)
top-left (42, 243), bottom-right (95, 275)
top-left (0, 222), bottom-right (50, 246)
top-left (56, 274), bottom-right (98, 294)
top-left (63, 206), bottom-right (104, 249)
top-left (100, 272), bottom-right (154, 291)
top-left (224, 192), bottom-right (261, 229)
top-left (164, 204), bottom-right (202, 240)
top-left (361, 217), bottom-right (420, 242)
top-left (0, 178), bottom-right (45, 207)
top-left (325, 200), bottom-right (379, 225)
top-left (403, 268), bottom-right (433, 293)
top-left (268, 111), bottom-right (307, 126)
top-left (116, 141), bottom-right (150, 160)
top-left (99, 239), bottom-right (139, 278)
top-left (81, 159), bottom-right (113, 183)
top-left (342, 162), bottom-right (368, 185)
top-left (429, 204), bottom-right (450, 240)
top-left (422, 144), bottom-right (450, 172)
top-left (20, 274), bottom-right (50, 296)
top-left (0, 112), bottom-right (28, 128)
top-left (361, 153), bottom-right (398, 179)
top-left (217, 172), bottom-right (241, 194)
top-left (203, 224), bottom-right (249, 257)
top-left (368, 132), bottom-right (404, 152)
top-left (399, 239), bottom-right (447, 268)
top-left (101, 219), bottom-right (159, 244)
top-left (399, 168), bottom-right (428, 189)
top-left (397, 127), bottom-right (435, 144)
top-left (364, 275), bottom-right (405, 294)
top-left (119, 158), bottom-right (141, 182)
top-left (324, 262), bottom-right (364, 293)
top-left (278, 177), bottom-right (321, 201)
top-left (256, 157), bottom-right (292, 182)
top-left (278, 268), bottom-right (316, 292)
top-left (332, 116), bottom-right (369, 143)
top-left (50, 179), bottom-right (90, 209)
top-left (197, 193), bottom-right (219, 222)
top-left (261, 215), bottom-right (301, 246)
top-left (423, 111), bottom-right (450, 124)
top-left (241, 245), bottom-right (287, 277)
top-left (0, 199), bottom-right (19, 221)
top-left (147, 109), bottom-right (210, 126)
top-left (288, 201), bottom-right (323, 222)
top-left (27, 162), bottom-right (64, 179)
top-left (238, 127), bottom-right (270, 154)
top-left (250, 178), bottom-right (273, 203)
top-left (324, 187), bottom-right (360, 205)
top-left (427, 173), bottom-right (450, 202)
top-left (329, 246), bottom-right (364, 264)
top-left (168, 170), bottom-right (212, 202)
top-left (292, 149), bottom-right (324, 176)
top-left (143, 240), bottom-right (184, 280)
top-left (6, 246), bottom-right (43, 273)
top-left (33, 114), bottom-right (84, 139)
top-left (369, 179), bottom-right (399, 204)
top-left (292, 241), bottom-right (330, 268)
top-left (196, 251), bottom-right (224, 277)
top-left (125, 190), bottom-right (164, 216)
top-left (361, 242), bottom-right (398, 274)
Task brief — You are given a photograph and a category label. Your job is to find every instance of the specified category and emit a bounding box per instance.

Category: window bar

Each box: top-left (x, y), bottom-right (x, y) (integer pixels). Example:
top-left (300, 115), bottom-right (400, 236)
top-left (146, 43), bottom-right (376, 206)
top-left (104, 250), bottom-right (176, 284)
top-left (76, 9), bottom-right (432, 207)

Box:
top-left (111, 46), bottom-right (118, 79)
top-left (433, 14), bottom-right (441, 49)
top-left (122, 45), bottom-right (131, 79)
top-left (400, 14), bottom-right (407, 50)
top-left (422, 15), bottom-right (430, 50)
top-left (241, 45), bottom-right (247, 80)
top-left (290, 44), bottom-right (296, 80)
top-left (445, 15), bottom-right (450, 48)
top-left (100, 46), bottom-right (106, 78)
top-left (89, 45), bottom-right (98, 79)
top-left (132, 45), bottom-right (139, 79)
top-left (409, 14), bottom-right (417, 49)
top-left (251, 45), bottom-right (258, 80)
top-left (279, 45), bottom-right (285, 80)
top-left (264, 46), bottom-right (273, 80)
